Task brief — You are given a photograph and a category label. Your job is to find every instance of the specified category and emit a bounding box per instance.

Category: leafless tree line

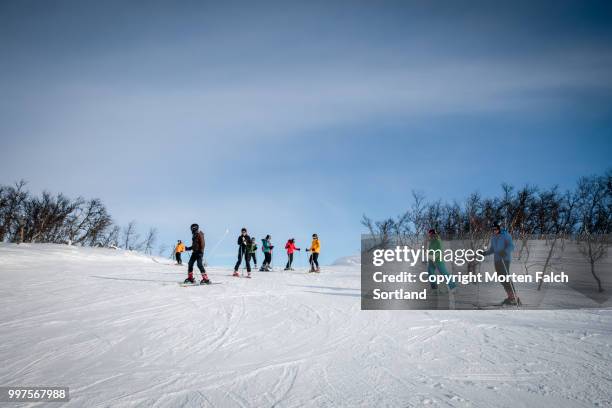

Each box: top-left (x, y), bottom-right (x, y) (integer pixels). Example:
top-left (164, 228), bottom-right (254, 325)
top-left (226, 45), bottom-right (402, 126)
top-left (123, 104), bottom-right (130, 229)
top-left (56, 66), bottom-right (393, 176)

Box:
top-left (0, 181), bottom-right (158, 254)
top-left (362, 170), bottom-right (611, 292)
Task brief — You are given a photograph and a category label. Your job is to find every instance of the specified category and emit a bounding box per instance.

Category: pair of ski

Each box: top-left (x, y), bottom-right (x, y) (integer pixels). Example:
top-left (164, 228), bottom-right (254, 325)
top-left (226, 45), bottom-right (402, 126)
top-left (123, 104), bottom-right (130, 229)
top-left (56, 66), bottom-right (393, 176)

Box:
top-left (179, 282), bottom-right (221, 287)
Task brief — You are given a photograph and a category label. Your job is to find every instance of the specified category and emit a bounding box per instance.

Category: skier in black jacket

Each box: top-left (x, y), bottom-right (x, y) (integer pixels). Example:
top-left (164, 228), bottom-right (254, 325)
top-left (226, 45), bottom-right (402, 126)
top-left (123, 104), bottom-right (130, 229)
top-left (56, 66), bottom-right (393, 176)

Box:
top-left (233, 227), bottom-right (252, 278)
top-left (184, 223), bottom-right (210, 285)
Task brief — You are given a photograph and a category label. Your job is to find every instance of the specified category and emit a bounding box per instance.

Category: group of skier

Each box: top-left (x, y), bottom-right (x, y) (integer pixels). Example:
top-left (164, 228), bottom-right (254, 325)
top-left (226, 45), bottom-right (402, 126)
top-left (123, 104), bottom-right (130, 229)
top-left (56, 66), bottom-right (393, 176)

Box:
top-left (175, 224), bottom-right (321, 285)
top-left (232, 228), bottom-right (321, 278)
top-left (176, 222), bottom-right (516, 305)
top-left (426, 222), bottom-right (519, 306)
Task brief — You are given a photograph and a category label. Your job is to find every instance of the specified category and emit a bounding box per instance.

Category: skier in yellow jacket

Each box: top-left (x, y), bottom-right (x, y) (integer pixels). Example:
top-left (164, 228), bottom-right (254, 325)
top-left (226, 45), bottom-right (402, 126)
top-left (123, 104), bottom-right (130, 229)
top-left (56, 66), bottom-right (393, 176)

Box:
top-left (305, 233), bottom-right (320, 272)
top-left (174, 240), bottom-right (185, 265)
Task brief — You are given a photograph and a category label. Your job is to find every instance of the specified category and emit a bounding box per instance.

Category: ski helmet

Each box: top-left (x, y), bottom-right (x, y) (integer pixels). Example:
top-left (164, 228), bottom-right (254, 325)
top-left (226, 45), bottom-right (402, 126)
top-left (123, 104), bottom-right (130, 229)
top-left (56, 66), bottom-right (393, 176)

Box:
top-left (190, 223), bottom-right (199, 231)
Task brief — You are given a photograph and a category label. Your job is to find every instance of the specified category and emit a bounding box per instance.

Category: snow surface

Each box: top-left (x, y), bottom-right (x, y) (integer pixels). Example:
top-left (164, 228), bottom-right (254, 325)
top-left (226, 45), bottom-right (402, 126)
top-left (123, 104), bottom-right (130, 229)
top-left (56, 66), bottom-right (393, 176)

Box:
top-left (0, 244), bottom-right (611, 407)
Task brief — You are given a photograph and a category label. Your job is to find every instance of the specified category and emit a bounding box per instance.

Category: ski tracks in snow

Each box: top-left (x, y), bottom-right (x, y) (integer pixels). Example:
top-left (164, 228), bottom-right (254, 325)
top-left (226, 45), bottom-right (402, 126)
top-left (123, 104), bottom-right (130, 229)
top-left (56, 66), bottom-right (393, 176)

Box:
top-left (0, 245), bottom-right (611, 407)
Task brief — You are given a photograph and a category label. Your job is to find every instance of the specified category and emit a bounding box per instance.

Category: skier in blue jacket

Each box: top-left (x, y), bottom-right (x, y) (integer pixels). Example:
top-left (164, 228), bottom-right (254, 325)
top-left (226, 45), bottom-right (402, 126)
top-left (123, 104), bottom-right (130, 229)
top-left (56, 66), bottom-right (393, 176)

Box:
top-left (482, 223), bottom-right (518, 305)
top-left (260, 235), bottom-right (274, 271)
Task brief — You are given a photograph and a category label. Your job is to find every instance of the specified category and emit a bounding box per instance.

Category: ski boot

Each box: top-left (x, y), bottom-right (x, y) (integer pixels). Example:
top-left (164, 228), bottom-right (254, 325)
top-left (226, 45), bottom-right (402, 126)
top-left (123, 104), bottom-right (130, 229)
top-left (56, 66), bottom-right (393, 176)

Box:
top-left (200, 274), bottom-right (211, 285)
top-left (232, 271), bottom-right (240, 277)
top-left (501, 297), bottom-right (521, 306)
top-left (246, 272), bottom-right (252, 279)
top-left (184, 277), bottom-right (196, 284)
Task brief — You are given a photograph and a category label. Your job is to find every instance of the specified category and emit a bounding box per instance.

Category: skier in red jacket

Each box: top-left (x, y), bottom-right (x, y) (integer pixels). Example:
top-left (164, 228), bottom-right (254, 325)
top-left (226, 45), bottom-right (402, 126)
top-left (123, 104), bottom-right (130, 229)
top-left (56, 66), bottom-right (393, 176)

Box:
top-left (284, 238), bottom-right (300, 271)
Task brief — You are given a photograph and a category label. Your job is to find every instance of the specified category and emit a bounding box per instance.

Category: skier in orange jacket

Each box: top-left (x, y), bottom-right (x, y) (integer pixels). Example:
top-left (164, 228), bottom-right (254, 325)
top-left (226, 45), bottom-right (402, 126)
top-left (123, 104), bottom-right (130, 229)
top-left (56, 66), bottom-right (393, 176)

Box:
top-left (175, 240), bottom-right (185, 265)
top-left (305, 234), bottom-right (320, 272)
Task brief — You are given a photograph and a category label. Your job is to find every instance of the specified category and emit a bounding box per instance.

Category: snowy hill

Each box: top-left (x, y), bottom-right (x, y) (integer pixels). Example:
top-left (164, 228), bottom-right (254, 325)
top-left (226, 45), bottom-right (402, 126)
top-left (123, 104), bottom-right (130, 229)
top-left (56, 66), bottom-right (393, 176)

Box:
top-left (331, 254), bottom-right (360, 266)
top-left (0, 244), bottom-right (611, 407)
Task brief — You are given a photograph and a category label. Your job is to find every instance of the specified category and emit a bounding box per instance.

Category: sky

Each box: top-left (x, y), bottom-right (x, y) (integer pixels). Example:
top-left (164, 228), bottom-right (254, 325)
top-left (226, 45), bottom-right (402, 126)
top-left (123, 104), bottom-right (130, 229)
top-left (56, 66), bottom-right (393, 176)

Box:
top-left (1, 0), bottom-right (611, 265)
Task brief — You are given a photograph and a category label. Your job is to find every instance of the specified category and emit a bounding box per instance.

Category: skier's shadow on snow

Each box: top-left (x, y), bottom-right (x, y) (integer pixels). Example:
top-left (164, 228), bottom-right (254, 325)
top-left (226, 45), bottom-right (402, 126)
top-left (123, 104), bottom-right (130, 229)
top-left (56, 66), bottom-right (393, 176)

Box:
top-left (288, 284), bottom-right (359, 291)
top-left (302, 290), bottom-right (361, 298)
top-left (288, 284), bottom-right (361, 297)
top-left (90, 275), bottom-right (178, 284)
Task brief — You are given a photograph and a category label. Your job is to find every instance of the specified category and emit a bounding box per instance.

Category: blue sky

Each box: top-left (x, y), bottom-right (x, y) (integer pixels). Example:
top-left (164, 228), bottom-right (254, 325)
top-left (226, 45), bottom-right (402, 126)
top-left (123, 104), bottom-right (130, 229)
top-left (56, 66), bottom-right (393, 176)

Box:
top-left (1, 0), bottom-right (611, 265)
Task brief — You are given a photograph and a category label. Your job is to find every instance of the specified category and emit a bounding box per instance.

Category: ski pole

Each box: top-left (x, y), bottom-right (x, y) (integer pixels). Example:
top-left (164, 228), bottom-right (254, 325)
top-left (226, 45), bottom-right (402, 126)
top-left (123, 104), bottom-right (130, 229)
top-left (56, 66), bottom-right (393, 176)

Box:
top-left (205, 228), bottom-right (229, 266)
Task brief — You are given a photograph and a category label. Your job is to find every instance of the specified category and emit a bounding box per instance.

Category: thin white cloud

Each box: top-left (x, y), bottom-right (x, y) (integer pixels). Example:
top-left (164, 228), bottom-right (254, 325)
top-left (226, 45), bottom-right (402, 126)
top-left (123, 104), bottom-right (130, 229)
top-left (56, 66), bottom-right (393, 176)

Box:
top-left (11, 49), bottom-right (609, 147)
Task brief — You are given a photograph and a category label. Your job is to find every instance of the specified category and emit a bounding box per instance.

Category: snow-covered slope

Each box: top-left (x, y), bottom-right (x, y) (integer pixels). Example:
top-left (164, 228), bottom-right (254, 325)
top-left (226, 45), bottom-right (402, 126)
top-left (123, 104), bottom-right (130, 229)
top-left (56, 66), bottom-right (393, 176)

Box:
top-left (331, 254), bottom-right (360, 266)
top-left (0, 244), bottom-right (610, 407)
